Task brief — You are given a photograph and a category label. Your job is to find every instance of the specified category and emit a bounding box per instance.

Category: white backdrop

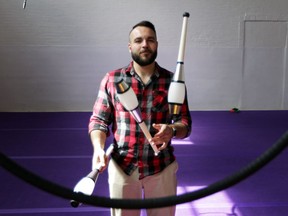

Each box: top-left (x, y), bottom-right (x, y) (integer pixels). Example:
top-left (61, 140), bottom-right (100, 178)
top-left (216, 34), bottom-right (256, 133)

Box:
top-left (0, 0), bottom-right (287, 111)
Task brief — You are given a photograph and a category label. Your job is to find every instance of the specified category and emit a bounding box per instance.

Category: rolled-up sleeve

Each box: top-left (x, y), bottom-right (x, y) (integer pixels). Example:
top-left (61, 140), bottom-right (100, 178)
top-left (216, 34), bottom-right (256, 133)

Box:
top-left (88, 73), bottom-right (113, 136)
top-left (174, 87), bottom-right (192, 138)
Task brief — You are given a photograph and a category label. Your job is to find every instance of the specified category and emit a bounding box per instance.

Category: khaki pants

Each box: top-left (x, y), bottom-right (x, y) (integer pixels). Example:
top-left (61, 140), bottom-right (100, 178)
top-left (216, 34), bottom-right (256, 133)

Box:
top-left (108, 159), bottom-right (178, 216)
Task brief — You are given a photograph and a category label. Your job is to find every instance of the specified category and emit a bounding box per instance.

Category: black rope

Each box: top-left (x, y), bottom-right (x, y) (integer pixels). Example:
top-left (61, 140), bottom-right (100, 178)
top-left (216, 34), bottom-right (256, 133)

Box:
top-left (0, 130), bottom-right (288, 209)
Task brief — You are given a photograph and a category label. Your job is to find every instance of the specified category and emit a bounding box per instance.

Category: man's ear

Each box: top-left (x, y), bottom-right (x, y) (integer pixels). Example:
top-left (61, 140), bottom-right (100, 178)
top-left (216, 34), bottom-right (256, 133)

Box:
top-left (128, 43), bottom-right (132, 53)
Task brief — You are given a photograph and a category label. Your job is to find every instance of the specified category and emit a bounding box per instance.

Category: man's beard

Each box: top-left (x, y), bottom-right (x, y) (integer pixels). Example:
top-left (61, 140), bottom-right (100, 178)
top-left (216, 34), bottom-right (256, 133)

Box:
top-left (131, 50), bottom-right (157, 66)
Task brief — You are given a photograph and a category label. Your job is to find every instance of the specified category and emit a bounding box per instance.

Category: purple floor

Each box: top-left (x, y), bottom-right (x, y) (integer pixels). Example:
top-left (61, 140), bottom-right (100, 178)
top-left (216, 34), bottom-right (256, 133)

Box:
top-left (0, 111), bottom-right (288, 216)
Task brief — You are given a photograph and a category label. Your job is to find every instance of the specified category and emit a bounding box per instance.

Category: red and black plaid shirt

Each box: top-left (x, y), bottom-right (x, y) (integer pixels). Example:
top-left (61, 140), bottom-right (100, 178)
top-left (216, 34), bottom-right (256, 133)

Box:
top-left (89, 62), bottom-right (191, 179)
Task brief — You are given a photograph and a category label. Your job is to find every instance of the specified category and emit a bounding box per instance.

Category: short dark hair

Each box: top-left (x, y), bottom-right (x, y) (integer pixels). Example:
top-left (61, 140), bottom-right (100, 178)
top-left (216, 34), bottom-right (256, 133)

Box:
top-left (130, 20), bottom-right (157, 36)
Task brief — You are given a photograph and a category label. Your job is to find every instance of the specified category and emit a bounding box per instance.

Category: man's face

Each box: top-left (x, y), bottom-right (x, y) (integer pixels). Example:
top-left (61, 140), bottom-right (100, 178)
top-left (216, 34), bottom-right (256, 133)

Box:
top-left (128, 26), bottom-right (158, 66)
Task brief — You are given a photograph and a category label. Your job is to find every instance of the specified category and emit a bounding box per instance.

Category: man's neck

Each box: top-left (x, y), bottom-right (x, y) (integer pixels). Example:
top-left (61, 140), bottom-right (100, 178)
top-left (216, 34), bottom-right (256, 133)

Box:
top-left (133, 62), bottom-right (156, 84)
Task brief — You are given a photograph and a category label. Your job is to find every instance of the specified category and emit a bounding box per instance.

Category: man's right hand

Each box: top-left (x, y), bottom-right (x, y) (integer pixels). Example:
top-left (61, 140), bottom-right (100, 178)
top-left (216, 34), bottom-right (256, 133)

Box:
top-left (92, 148), bottom-right (108, 172)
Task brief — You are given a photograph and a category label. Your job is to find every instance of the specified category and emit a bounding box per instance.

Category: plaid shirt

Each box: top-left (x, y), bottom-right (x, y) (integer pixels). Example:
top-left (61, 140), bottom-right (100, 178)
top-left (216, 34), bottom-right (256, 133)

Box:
top-left (89, 62), bottom-right (191, 179)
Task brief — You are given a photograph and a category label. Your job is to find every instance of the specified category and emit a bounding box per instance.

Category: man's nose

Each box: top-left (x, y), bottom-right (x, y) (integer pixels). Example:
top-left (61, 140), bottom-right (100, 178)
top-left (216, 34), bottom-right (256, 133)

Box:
top-left (142, 40), bottom-right (148, 47)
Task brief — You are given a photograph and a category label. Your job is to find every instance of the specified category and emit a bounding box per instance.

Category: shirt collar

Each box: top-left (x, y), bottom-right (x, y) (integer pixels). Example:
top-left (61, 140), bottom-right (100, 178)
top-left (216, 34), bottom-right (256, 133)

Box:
top-left (125, 61), bottom-right (160, 78)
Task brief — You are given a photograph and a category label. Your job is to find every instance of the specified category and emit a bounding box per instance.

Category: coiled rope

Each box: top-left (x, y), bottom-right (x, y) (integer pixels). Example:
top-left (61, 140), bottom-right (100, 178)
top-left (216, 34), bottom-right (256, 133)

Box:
top-left (0, 130), bottom-right (287, 209)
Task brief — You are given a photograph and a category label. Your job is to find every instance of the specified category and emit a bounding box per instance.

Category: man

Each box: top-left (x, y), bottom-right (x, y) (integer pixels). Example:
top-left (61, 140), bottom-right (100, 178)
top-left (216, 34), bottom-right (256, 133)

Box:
top-left (89, 20), bottom-right (192, 216)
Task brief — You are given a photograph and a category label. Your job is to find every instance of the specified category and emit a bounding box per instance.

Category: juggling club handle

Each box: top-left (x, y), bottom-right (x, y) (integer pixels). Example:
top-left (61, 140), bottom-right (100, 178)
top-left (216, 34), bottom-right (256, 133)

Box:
top-left (139, 121), bottom-right (160, 156)
top-left (168, 12), bottom-right (190, 116)
top-left (70, 144), bottom-right (114, 207)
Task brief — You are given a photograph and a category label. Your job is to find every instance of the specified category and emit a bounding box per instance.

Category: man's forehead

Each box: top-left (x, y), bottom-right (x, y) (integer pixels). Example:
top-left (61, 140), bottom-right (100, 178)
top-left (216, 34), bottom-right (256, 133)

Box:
top-left (130, 26), bottom-right (156, 37)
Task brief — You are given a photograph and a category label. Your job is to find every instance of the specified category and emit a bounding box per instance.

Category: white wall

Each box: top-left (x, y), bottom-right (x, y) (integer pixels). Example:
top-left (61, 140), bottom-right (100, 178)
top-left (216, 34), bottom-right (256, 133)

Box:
top-left (0, 0), bottom-right (287, 111)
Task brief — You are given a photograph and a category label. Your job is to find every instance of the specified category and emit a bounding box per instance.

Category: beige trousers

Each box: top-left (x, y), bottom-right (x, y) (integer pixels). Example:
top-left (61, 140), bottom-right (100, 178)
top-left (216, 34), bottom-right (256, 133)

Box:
top-left (108, 159), bottom-right (178, 216)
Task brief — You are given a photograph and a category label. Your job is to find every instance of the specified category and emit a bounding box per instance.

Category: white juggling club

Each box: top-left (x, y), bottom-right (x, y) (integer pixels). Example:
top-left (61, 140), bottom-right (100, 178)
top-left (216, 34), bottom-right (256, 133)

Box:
top-left (168, 12), bottom-right (190, 116)
top-left (22, 0), bottom-right (27, 9)
top-left (115, 79), bottom-right (160, 156)
top-left (70, 144), bottom-right (114, 207)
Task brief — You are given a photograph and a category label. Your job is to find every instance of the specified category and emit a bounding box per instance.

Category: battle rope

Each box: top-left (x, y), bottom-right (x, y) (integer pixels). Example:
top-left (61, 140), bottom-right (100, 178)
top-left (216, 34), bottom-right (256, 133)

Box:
top-left (0, 130), bottom-right (288, 209)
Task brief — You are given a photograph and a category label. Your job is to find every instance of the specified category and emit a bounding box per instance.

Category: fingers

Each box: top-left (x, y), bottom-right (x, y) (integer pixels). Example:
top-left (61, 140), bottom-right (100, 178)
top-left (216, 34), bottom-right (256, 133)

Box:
top-left (157, 141), bottom-right (168, 151)
top-left (99, 152), bottom-right (106, 167)
top-left (150, 123), bottom-right (173, 151)
top-left (92, 149), bottom-right (107, 172)
top-left (152, 123), bottom-right (164, 132)
top-left (97, 163), bottom-right (107, 173)
top-left (152, 123), bottom-right (173, 138)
